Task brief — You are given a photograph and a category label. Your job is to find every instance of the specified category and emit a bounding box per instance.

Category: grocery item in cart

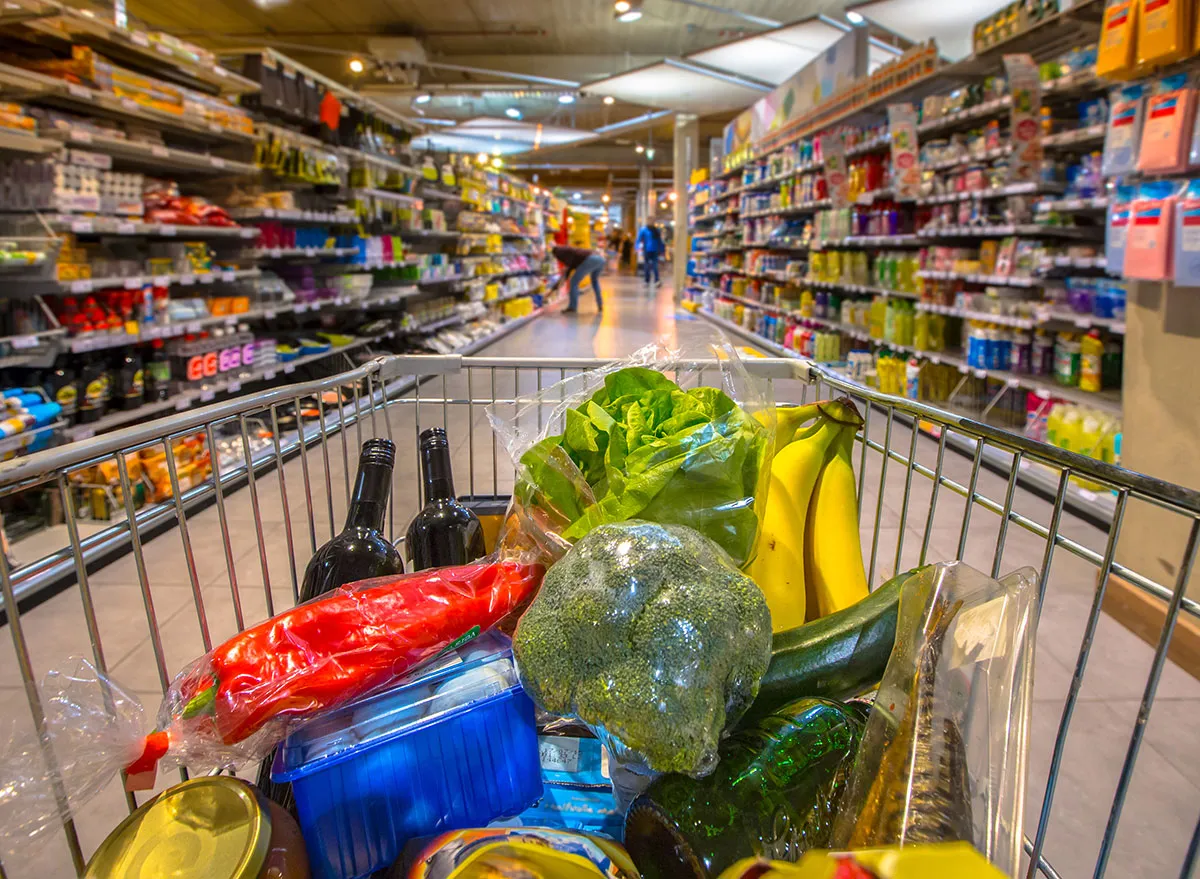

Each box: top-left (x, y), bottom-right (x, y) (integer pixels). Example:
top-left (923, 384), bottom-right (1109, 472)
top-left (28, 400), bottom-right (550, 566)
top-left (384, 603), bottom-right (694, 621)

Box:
top-left (406, 427), bottom-right (487, 570)
top-left (624, 697), bottom-right (868, 878)
top-left (0, 559), bottom-right (544, 861)
top-left (273, 632), bottom-right (541, 879)
top-left (406, 826), bottom-right (639, 879)
top-left (513, 521), bottom-right (772, 777)
top-left (84, 776), bottom-right (310, 879)
top-left (715, 842), bottom-right (1008, 878)
top-left (489, 343), bottom-right (774, 567)
top-left (831, 563), bottom-right (1038, 876)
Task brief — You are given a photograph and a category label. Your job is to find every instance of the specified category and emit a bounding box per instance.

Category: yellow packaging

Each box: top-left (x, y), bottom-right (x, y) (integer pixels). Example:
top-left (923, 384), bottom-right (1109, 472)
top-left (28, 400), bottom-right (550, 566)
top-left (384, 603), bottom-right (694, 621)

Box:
top-left (717, 843), bottom-right (1008, 879)
top-left (1137, 0), bottom-right (1191, 66)
top-left (1096, 0), bottom-right (1139, 79)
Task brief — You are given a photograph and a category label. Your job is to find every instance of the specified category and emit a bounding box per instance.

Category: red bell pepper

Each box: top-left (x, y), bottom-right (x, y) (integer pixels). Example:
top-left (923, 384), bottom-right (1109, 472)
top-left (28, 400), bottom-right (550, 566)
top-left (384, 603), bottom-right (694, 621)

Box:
top-left (135, 559), bottom-right (543, 773)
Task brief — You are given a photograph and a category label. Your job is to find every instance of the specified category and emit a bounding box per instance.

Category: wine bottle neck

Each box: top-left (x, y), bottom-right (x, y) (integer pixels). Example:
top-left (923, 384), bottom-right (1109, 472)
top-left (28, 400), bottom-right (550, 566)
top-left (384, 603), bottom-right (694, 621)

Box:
top-left (420, 441), bottom-right (455, 502)
top-left (344, 461), bottom-right (392, 530)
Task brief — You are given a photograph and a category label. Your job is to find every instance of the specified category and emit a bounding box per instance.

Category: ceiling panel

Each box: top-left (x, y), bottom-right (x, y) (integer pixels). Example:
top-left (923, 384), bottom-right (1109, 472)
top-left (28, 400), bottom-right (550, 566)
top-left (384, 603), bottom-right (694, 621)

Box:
top-left (587, 62), bottom-right (766, 115)
top-left (847, 0), bottom-right (990, 59)
top-left (416, 116), bottom-right (595, 155)
top-left (687, 16), bottom-right (848, 85)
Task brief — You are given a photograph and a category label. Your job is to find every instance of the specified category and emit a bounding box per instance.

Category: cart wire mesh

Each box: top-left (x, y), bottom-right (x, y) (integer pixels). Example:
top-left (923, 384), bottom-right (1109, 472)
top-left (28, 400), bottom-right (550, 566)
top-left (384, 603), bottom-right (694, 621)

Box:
top-left (0, 354), bottom-right (1197, 879)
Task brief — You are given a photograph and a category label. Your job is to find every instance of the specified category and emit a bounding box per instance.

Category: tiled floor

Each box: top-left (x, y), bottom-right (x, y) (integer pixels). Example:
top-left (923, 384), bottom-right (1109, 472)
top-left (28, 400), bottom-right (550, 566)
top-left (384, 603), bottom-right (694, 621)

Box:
top-left (1, 272), bottom-right (1197, 878)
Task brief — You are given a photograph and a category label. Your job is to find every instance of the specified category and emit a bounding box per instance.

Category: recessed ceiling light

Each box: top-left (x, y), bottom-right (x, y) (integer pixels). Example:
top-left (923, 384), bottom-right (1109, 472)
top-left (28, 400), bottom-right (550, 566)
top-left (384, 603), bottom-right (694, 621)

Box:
top-left (505, 107), bottom-right (522, 119)
top-left (635, 145), bottom-right (645, 153)
top-left (646, 147), bottom-right (656, 160)
top-left (846, 10), bottom-right (865, 24)
top-left (348, 57), bottom-right (365, 74)
top-left (558, 94), bottom-right (576, 104)
top-left (603, 96), bottom-right (615, 105)
top-left (414, 94), bottom-right (432, 104)
top-left (476, 152), bottom-right (489, 163)
top-left (614, 0), bottom-right (631, 11)
top-left (618, 10), bottom-right (642, 21)
top-left (573, 192), bottom-right (582, 200)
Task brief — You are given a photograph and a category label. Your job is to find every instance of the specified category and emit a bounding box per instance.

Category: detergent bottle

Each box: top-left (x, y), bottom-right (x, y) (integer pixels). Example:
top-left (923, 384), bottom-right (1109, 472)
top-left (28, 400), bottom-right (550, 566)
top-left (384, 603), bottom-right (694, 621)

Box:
top-left (1080, 330), bottom-right (1104, 392)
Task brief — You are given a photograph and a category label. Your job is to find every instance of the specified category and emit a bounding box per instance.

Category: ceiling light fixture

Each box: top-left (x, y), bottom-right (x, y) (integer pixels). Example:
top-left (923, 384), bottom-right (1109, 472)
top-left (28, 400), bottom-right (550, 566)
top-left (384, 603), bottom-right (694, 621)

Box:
top-left (614, 0), bottom-right (632, 11)
top-left (615, 0), bottom-right (644, 21)
top-left (558, 94), bottom-right (576, 104)
top-left (505, 107), bottom-right (522, 119)
top-left (414, 94), bottom-right (432, 104)
top-left (602, 194), bottom-right (611, 203)
top-left (573, 192), bottom-right (582, 200)
top-left (618, 9), bottom-right (643, 22)
top-left (348, 57), bottom-right (365, 74)
top-left (635, 145), bottom-right (645, 154)
top-left (668, 191), bottom-right (677, 202)
top-left (491, 157), bottom-right (504, 168)
top-left (646, 147), bottom-right (656, 160)
top-left (476, 152), bottom-right (489, 163)
top-left (603, 95), bottom-right (615, 105)
top-left (845, 9), bottom-right (865, 24)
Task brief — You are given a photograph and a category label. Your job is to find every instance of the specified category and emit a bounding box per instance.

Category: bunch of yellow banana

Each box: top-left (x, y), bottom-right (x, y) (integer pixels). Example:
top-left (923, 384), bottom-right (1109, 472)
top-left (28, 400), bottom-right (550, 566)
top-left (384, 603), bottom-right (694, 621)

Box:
top-left (747, 397), bottom-right (870, 631)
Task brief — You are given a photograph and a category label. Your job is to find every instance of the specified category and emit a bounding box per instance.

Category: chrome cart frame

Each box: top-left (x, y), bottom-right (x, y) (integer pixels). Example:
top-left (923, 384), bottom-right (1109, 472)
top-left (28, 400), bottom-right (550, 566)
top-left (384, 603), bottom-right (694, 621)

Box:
top-left (0, 354), bottom-right (1197, 879)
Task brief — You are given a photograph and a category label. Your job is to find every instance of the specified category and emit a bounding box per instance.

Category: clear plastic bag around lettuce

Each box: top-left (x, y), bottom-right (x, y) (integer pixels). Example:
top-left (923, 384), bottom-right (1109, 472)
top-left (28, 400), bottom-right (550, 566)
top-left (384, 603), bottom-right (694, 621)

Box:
top-left (487, 341), bottom-right (775, 567)
top-left (0, 557), bottom-right (545, 861)
top-left (830, 561), bottom-right (1039, 875)
top-left (512, 520), bottom-right (773, 779)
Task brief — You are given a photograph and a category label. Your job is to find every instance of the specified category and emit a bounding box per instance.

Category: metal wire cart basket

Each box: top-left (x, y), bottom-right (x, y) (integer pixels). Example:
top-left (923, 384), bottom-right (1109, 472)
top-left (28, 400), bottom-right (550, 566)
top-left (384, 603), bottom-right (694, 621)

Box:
top-left (0, 354), bottom-right (1196, 878)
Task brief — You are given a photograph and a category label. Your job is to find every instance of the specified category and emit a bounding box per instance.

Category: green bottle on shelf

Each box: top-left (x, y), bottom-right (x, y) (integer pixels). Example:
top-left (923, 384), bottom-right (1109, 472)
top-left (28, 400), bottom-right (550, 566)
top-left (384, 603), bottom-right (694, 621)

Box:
top-left (624, 698), bottom-right (868, 879)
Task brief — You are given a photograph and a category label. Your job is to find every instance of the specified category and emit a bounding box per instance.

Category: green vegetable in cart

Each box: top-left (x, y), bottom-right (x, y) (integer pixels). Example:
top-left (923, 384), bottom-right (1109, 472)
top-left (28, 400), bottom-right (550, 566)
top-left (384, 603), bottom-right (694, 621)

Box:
top-left (517, 366), bottom-right (770, 566)
top-left (743, 567), bottom-right (926, 725)
top-left (513, 521), bottom-right (772, 776)
top-left (624, 697), bottom-right (868, 879)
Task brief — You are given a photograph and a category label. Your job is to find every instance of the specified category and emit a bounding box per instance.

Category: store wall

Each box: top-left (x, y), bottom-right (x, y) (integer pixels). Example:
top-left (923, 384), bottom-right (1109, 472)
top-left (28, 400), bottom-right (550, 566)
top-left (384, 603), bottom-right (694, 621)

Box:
top-left (1120, 280), bottom-right (1200, 599)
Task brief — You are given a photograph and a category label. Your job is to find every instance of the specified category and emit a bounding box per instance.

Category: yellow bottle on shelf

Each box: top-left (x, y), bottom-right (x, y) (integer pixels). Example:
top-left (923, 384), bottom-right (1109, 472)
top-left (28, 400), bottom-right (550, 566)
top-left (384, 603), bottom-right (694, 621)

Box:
top-left (1080, 330), bottom-right (1104, 392)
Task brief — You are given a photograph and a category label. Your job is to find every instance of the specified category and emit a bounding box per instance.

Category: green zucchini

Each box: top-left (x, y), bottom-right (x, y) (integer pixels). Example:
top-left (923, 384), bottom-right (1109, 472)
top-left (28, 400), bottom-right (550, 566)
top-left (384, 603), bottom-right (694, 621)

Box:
top-left (743, 566), bottom-right (926, 724)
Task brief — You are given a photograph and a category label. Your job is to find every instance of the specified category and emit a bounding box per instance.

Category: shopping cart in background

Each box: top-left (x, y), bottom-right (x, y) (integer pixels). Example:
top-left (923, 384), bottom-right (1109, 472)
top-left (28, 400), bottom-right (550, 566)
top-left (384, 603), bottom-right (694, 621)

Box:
top-left (0, 354), bottom-right (1197, 879)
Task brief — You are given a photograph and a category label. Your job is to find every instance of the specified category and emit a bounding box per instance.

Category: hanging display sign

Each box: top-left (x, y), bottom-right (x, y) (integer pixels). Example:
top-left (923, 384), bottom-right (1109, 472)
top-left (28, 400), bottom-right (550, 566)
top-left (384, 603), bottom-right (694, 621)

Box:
top-left (823, 133), bottom-right (850, 208)
top-left (1003, 54), bottom-right (1043, 184)
top-left (886, 103), bottom-right (921, 199)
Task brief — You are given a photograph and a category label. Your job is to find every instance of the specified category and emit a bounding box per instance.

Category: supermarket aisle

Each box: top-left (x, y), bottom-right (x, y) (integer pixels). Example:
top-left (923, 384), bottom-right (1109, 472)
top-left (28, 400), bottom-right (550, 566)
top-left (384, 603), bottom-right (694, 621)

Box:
top-left (2, 272), bottom-right (1198, 878)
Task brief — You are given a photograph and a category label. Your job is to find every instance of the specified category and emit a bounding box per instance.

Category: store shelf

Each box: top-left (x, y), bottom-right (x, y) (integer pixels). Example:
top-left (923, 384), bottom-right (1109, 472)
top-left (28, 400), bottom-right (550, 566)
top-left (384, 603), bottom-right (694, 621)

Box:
top-left (15, 1), bottom-right (261, 96)
top-left (915, 182), bottom-right (1063, 206)
top-left (741, 199), bottom-right (830, 219)
top-left (812, 234), bottom-right (923, 248)
top-left (420, 185), bottom-right (464, 201)
top-left (250, 246), bottom-right (358, 259)
top-left (399, 228), bottom-right (461, 239)
top-left (339, 147), bottom-right (420, 176)
top-left (227, 207), bottom-right (357, 223)
top-left (917, 270), bottom-right (1044, 287)
top-left (43, 128), bottom-right (258, 176)
top-left (693, 208), bottom-right (739, 223)
top-left (808, 280), bottom-right (920, 299)
top-left (0, 62), bottom-right (256, 145)
top-left (348, 187), bottom-right (424, 207)
top-left (1037, 195), bottom-right (1108, 212)
top-left (1044, 124), bottom-right (1105, 150)
top-left (59, 267), bottom-right (260, 296)
top-left (924, 146), bottom-right (1012, 172)
top-left (0, 130), bottom-right (62, 156)
top-left (744, 237), bottom-right (809, 251)
top-left (917, 224), bottom-right (1098, 239)
top-left (35, 215), bottom-right (259, 238)
top-left (918, 96), bottom-right (1013, 135)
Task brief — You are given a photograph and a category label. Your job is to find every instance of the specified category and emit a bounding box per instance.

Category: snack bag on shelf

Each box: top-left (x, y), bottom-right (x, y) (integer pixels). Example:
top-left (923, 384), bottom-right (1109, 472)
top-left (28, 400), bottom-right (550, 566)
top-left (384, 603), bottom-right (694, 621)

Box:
top-left (487, 342), bottom-right (775, 567)
top-left (830, 562), bottom-right (1039, 877)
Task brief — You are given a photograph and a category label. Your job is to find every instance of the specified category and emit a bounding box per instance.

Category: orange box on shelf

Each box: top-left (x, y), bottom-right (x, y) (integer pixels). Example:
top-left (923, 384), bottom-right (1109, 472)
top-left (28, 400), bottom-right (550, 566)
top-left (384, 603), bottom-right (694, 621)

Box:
top-left (1097, 0), bottom-right (1139, 79)
top-left (1137, 0), bottom-right (1192, 67)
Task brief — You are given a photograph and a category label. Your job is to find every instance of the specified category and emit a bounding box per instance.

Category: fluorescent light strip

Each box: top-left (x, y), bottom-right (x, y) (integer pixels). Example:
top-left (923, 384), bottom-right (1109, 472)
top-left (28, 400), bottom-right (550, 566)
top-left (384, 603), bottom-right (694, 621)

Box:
top-left (662, 57), bottom-right (773, 92)
top-left (593, 109), bottom-right (673, 134)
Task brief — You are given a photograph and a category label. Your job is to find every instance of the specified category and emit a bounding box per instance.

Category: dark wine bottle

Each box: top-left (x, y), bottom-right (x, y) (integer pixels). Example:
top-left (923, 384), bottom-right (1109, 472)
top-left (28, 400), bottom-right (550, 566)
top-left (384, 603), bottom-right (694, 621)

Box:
top-left (299, 438), bottom-right (404, 603)
top-left (405, 427), bottom-right (486, 571)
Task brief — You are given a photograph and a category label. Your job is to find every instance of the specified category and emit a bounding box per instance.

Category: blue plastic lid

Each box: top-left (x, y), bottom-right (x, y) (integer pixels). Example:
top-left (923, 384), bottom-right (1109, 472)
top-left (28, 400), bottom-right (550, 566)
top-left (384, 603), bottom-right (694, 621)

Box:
top-left (274, 631), bottom-right (520, 780)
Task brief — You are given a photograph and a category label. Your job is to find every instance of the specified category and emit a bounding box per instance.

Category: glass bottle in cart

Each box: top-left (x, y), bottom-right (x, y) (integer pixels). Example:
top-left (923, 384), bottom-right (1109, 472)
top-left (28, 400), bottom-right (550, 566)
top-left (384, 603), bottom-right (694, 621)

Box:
top-left (299, 438), bottom-right (404, 602)
top-left (406, 427), bottom-right (486, 571)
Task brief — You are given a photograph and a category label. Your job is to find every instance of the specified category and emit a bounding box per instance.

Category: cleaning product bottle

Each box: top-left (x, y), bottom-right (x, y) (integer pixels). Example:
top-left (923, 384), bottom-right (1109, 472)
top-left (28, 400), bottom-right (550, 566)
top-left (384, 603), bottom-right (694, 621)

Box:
top-left (1080, 330), bottom-right (1104, 392)
top-left (1046, 403), bottom-right (1065, 448)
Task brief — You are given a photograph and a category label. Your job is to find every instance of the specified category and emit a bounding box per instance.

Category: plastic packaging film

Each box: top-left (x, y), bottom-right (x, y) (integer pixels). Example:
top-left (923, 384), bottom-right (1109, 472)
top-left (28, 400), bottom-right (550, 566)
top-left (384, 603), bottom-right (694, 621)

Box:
top-left (486, 341), bottom-right (776, 568)
top-left (512, 520), bottom-right (773, 779)
top-left (830, 562), bottom-right (1039, 876)
top-left (0, 555), bottom-right (545, 861)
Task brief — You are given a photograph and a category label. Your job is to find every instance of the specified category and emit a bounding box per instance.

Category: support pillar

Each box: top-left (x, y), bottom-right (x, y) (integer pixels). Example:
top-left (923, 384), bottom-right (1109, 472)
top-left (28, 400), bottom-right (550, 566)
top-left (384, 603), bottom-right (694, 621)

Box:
top-left (673, 113), bottom-right (699, 295)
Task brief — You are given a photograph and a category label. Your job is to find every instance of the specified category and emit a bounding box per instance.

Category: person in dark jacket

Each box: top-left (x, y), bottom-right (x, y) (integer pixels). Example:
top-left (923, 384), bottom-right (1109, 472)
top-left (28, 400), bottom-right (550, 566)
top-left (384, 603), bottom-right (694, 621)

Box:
top-left (636, 223), bottom-right (665, 286)
top-left (551, 244), bottom-right (605, 313)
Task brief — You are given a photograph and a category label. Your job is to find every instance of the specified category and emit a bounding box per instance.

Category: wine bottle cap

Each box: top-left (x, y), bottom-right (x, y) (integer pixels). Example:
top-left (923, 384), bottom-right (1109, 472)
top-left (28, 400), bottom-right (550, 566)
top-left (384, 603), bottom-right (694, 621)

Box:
top-left (359, 437), bottom-right (396, 468)
top-left (418, 427), bottom-right (449, 450)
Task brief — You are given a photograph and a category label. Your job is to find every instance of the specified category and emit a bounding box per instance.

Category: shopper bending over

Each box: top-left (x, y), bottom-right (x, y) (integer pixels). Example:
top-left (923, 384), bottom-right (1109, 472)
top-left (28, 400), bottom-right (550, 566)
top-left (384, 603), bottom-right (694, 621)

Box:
top-left (551, 244), bottom-right (605, 313)
top-left (636, 222), bottom-right (664, 287)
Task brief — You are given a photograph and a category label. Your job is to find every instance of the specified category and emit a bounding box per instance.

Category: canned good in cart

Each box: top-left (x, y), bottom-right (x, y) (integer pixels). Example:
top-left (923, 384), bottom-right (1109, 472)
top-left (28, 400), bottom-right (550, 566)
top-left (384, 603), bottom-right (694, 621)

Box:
top-left (0, 353), bottom-right (1196, 879)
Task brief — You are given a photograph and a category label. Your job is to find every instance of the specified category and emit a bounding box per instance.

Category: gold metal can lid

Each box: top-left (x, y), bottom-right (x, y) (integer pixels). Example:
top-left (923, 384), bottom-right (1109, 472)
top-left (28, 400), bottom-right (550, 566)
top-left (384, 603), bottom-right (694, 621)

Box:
top-left (85, 776), bottom-right (271, 879)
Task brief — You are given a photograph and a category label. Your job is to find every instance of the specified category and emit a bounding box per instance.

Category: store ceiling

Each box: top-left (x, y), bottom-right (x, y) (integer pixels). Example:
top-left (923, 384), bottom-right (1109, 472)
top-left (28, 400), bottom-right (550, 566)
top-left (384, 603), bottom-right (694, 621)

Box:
top-left (130, 0), bottom-right (892, 185)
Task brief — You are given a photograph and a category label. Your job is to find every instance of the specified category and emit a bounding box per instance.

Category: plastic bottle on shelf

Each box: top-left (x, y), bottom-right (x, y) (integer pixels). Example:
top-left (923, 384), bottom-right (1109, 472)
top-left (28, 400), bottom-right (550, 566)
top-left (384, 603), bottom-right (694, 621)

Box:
top-left (1033, 329), bottom-right (1055, 377)
top-left (1055, 332), bottom-right (1082, 386)
top-left (1045, 403), bottom-right (1065, 448)
top-left (905, 358), bottom-right (921, 400)
top-left (1079, 329), bottom-right (1104, 391)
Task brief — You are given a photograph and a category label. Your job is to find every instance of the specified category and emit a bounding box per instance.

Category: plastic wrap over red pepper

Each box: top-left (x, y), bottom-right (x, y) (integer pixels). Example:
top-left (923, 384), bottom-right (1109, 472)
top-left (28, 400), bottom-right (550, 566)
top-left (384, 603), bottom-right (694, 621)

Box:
top-left (128, 558), bottom-right (544, 782)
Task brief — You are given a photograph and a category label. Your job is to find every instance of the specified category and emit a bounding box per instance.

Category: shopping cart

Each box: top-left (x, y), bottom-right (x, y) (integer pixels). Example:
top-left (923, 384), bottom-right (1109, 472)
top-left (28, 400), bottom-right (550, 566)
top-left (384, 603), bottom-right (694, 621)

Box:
top-left (0, 354), bottom-right (1197, 879)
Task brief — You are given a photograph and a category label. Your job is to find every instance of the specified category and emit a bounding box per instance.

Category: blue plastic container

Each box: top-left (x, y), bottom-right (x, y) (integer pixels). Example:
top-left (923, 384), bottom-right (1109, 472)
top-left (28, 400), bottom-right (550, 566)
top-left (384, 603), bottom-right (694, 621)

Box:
top-left (273, 632), bottom-right (542, 879)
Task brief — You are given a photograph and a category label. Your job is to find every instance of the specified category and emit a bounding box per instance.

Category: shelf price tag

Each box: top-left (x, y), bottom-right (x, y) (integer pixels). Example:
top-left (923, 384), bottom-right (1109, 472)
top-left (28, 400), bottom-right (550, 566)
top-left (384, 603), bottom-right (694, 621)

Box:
top-left (67, 83), bottom-right (91, 100)
top-left (150, 145), bottom-right (169, 158)
top-left (69, 279), bottom-right (93, 293)
top-left (117, 221), bottom-right (136, 234)
top-left (226, 382), bottom-right (241, 394)
top-left (131, 31), bottom-right (150, 47)
top-left (10, 335), bottom-right (39, 349)
top-left (1003, 54), bottom-right (1043, 184)
top-left (199, 389), bottom-right (216, 402)
top-left (179, 274), bottom-right (196, 285)
top-left (158, 225), bottom-right (177, 236)
top-left (71, 220), bottom-right (93, 234)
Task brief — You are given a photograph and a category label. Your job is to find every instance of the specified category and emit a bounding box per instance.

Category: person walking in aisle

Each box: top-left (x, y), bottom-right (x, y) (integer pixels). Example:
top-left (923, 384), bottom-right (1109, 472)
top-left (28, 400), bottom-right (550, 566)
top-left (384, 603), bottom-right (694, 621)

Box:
top-left (636, 222), bottom-right (664, 287)
top-left (551, 243), bottom-right (605, 313)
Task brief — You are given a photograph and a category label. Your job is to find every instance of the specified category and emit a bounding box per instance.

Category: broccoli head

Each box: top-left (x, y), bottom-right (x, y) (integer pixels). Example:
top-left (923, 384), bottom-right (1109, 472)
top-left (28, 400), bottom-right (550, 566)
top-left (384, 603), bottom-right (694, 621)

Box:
top-left (513, 520), bottom-right (772, 776)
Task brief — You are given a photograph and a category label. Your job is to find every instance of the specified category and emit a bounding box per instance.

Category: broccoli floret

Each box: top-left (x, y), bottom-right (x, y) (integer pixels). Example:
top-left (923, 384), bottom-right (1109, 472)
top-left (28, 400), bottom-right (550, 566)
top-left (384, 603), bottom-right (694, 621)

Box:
top-left (513, 521), bottom-right (772, 776)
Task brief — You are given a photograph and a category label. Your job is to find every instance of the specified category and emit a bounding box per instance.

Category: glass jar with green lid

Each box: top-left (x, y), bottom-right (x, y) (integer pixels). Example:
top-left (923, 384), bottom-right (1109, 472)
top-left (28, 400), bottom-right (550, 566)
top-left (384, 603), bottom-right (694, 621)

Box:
top-left (85, 776), bottom-right (309, 879)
